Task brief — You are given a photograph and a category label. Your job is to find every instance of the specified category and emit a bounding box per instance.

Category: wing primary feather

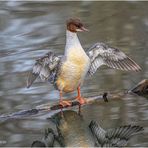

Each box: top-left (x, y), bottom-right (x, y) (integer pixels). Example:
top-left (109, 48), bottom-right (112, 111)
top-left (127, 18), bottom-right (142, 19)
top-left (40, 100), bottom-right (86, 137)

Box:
top-left (87, 42), bottom-right (141, 76)
top-left (126, 126), bottom-right (144, 138)
top-left (120, 125), bottom-right (130, 138)
top-left (116, 126), bottom-right (124, 137)
top-left (89, 120), bottom-right (106, 145)
top-left (118, 61), bottom-right (127, 70)
top-left (123, 60), bottom-right (134, 71)
top-left (120, 60), bottom-right (130, 71)
top-left (126, 57), bottom-right (141, 71)
top-left (106, 61), bottom-right (116, 69)
top-left (114, 62), bottom-right (124, 70)
top-left (125, 126), bottom-right (138, 138)
top-left (26, 51), bottom-right (60, 88)
top-left (109, 61), bottom-right (116, 69)
top-left (123, 125), bottom-right (133, 138)
top-left (111, 62), bottom-right (119, 69)
top-left (90, 122), bottom-right (144, 147)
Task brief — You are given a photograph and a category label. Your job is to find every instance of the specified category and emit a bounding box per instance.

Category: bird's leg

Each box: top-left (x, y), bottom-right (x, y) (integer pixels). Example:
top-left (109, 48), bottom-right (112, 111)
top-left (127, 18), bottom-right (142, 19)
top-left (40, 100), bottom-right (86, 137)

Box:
top-left (59, 90), bottom-right (71, 116)
top-left (76, 86), bottom-right (87, 104)
top-left (59, 91), bottom-right (71, 107)
top-left (76, 86), bottom-right (87, 114)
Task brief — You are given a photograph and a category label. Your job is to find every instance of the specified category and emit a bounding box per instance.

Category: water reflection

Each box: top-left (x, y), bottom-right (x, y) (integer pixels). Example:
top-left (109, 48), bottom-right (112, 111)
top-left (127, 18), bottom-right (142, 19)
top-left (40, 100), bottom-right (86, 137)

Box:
top-left (0, 1), bottom-right (147, 146)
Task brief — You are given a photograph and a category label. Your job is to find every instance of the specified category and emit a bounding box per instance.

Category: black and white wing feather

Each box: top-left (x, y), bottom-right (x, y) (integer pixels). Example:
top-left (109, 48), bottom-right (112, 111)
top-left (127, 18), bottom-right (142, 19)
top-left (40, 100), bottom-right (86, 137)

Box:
top-left (27, 52), bottom-right (61, 88)
top-left (106, 125), bottom-right (144, 147)
top-left (89, 120), bottom-right (107, 147)
top-left (87, 42), bottom-right (141, 76)
top-left (89, 120), bottom-right (144, 147)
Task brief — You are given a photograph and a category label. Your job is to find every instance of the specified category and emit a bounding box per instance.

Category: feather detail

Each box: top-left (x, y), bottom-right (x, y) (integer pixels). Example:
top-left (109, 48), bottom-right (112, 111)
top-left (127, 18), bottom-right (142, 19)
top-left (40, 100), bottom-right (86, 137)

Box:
top-left (27, 52), bottom-right (61, 88)
top-left (87, 42), bottom-right (141, 76)
top-left (89, 120), bottom-right (144, 147)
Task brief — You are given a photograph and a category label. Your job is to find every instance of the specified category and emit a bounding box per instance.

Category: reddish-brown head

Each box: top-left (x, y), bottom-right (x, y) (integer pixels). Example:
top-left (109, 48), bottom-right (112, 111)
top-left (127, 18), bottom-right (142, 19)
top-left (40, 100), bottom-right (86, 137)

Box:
top-left (66, 18), bottom-right (88, 33)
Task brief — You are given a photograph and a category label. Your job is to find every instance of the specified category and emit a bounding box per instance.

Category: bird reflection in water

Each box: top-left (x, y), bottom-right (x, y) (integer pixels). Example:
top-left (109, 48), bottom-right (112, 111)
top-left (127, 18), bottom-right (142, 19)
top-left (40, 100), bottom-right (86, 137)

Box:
top-left (31, 110), bottom-right (144, 147)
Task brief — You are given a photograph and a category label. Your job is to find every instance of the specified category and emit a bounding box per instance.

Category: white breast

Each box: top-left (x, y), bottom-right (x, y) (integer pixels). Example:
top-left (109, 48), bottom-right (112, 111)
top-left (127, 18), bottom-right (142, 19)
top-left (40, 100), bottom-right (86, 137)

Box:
top-left (56, 30), bottom-right (90, 92)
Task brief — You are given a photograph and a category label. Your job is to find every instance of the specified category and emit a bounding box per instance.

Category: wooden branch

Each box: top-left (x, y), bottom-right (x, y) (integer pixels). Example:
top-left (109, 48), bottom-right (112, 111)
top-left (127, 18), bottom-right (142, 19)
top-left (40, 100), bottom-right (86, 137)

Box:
top-left (0, 91), bottom-right (125, 121)
top-left (1, 79), bottom-right (147, 121)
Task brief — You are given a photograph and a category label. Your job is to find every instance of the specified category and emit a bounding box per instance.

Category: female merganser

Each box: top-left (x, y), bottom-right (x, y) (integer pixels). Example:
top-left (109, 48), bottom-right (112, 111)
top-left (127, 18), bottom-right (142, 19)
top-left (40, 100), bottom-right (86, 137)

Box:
top-left (27, 18), bottom-right (141, 112)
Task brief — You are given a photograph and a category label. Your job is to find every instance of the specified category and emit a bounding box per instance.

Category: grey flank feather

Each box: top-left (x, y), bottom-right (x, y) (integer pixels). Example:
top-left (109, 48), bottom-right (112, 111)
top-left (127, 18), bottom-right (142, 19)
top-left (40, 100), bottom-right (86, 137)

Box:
top-left (87, 42), bottom-right (141, 76)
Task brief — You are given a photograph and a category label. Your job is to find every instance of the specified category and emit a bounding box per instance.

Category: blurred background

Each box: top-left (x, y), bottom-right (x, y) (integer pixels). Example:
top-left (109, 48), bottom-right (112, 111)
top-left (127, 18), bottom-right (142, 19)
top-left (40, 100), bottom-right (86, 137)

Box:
top-left (0, 1), bottom-right (147, 146)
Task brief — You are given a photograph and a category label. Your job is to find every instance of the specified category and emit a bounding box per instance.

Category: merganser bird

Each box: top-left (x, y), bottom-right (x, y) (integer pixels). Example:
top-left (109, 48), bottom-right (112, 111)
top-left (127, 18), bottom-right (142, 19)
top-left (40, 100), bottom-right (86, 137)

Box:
top-left (27, 18), bottom-right (141, 112)
top-left (89, 120), bottom-right (144, 147)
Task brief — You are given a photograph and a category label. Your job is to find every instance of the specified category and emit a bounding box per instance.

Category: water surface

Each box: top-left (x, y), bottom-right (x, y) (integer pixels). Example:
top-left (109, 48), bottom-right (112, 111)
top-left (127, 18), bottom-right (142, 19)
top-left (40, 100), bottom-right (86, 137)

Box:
top-left (0, 1), bottom-right (147, 146)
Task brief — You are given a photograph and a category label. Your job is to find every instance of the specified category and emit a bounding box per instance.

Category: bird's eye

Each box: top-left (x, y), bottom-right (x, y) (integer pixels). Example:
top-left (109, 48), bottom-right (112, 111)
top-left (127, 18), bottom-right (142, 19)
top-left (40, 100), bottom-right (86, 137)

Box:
top-left (76, 24), bottom-right (80, 28)
top-left (76, 23), bottom-right (82, 28)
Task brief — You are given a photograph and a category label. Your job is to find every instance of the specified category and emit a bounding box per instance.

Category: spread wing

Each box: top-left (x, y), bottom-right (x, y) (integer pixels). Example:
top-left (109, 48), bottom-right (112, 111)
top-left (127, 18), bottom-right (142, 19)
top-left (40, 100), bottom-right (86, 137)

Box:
top-left (89, 121), bottom-right (144, 147)
top-left (89, 120), bottom-right (107, 146)
top-left (105, 125), bottom-right (144, 147)
top-left (27, 52), bottom-right (61, 88)
top-left (87, 42), bottom-right (141, 76)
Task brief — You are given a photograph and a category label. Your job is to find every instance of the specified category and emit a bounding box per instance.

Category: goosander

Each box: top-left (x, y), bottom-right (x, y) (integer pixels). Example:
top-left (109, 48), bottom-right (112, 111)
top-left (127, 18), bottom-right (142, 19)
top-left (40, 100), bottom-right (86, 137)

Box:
top-left (27, 18), bottom-right (141, 113)
top-left (89, 120), bottom-right (144, 147)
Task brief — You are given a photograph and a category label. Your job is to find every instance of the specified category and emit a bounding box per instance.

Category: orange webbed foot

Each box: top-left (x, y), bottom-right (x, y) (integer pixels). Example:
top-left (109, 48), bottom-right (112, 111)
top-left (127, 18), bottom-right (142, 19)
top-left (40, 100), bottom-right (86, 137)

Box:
top-left (59, 100), bottom-right (72, 107)
top-left (76, 96), bottom-right (87, 105)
